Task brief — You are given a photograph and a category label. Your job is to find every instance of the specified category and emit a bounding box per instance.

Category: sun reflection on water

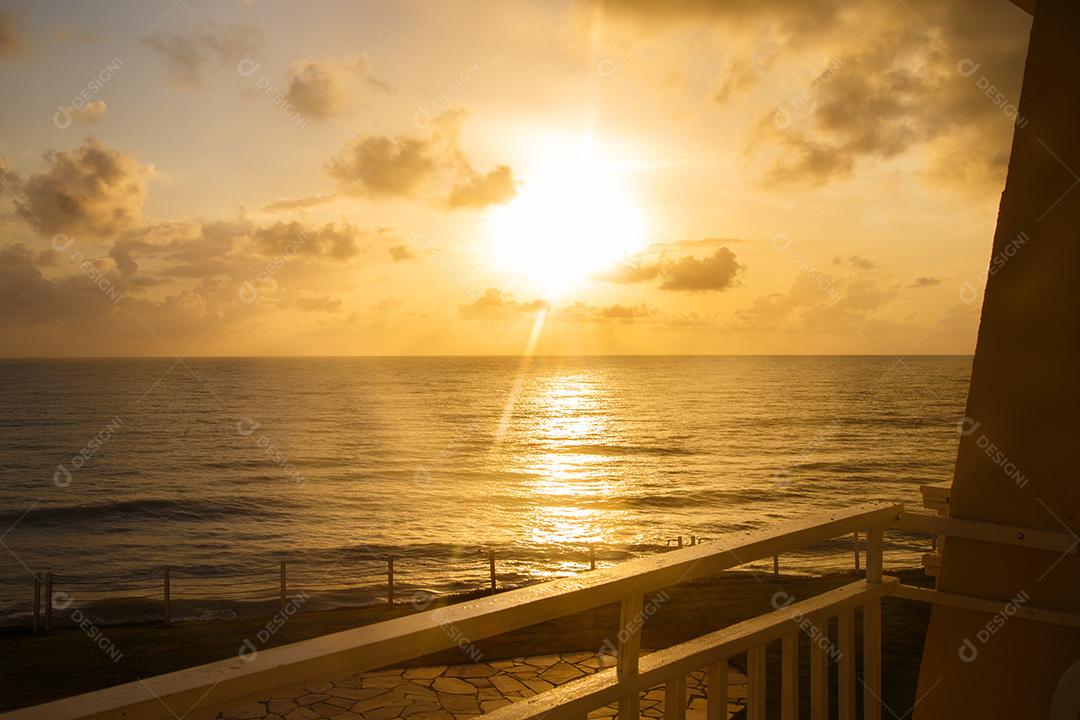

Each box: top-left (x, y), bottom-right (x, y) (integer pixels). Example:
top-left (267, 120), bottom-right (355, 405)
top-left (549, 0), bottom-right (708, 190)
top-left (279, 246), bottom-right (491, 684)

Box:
top-left (515, 374), bottom-right (623, 546)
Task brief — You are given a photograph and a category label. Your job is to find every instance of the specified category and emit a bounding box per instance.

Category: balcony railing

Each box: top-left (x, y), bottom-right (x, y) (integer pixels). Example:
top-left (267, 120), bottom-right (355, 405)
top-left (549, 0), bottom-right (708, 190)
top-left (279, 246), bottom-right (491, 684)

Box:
top-left (2, 502), bottom-right (905, 720)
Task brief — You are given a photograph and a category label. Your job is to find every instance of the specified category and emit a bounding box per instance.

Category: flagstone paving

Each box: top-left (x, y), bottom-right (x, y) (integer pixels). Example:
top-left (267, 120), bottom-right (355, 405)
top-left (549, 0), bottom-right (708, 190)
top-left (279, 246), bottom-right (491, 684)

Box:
top-left (216, 651), bottom-right (749, 720)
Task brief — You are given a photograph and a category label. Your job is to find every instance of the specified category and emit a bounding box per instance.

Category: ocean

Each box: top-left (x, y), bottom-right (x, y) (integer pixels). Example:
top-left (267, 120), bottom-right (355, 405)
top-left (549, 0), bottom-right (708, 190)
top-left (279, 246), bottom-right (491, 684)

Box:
top-left (0, 356), bottom-right (970, 624)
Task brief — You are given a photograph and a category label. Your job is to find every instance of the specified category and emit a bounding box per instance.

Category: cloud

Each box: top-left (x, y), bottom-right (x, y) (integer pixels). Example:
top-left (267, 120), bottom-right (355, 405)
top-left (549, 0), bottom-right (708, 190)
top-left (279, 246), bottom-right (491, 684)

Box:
top-left (293, 293), bottom-right (342, 312)
top-left (734, 271), bottom-right (895, 333)
top-left (259, 193), bottom-right (337, 213)
top-left (389, 244), bottom-right (415, 261)
top-left (910, 275), bottom-right (942, 288)
top-left (0, 9), bottom-right (22, 58)
top-left (835, 255), bottom-right (875, 271)
top-left (285, 55), bottom-right (390, 119)
top-left (251, 221), bottom-right (369, 260)
top-left (447, 165), bottom-right (517, 209)
top-left (142, 22), bottom-right (263, 88)
top-left (460, 288), bottom-right (547, 319)
top-left (18, 137), bottom-right (153, 237)
top-left (608, 246), bottom-right (743, 291)
top-left (59, 100), bottom-right (108, 125)
top-left (660, 248), bottom-right (742, 291)
top-left (326, 108), bottom-right (517, 206)
top-left (751, 0), bottom-right (1031, 187)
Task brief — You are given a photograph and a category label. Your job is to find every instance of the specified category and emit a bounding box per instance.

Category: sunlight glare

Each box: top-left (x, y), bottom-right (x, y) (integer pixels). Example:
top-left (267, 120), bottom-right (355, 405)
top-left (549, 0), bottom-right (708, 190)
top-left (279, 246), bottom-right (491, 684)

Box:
top-left (487, 144), bottom-right (647, 297)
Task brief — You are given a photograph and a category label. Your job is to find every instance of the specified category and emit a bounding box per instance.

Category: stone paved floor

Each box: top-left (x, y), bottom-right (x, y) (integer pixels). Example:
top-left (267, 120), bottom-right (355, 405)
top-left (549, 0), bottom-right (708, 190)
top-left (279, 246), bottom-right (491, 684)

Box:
top-left (217, 652), bottom-right (749, 720)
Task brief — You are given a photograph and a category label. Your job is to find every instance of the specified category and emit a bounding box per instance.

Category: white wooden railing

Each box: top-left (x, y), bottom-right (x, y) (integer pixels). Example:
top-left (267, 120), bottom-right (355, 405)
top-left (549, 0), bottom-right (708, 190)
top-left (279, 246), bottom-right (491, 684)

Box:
top-left (2, 503), bottom-right (904, 720)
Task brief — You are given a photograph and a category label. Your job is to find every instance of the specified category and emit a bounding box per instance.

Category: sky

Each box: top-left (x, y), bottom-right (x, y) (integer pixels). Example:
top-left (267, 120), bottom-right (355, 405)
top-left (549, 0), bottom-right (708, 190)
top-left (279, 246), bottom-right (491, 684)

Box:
top-left (0, 0), bottom-right (1033, 356)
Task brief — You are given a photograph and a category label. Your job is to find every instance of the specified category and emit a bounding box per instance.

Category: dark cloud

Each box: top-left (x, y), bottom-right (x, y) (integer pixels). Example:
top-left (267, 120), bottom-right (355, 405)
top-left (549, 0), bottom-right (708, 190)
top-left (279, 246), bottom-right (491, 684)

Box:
top-left (286, 55), bottom-right (391, 119)
top-left (326, 108), bottom-right (517, 207)
top-left (142, 22), bottom-right (263, 88)
top-left (754, 0), bottom-right (1031, 187)
top-left (910, 275), bottom-right (942, 288)
top-left (326, 134), bottom-right (438, 198)
top-left (447, 165), bottom-right (517, 209)
top-left (18, 137), bottom-right (152, 237)
top-left (460, 288), bottom-right (547, 319)
top-left (608, 245), bottom-right (742, 292)
top-left (660, 248), bottom-right (742, 291)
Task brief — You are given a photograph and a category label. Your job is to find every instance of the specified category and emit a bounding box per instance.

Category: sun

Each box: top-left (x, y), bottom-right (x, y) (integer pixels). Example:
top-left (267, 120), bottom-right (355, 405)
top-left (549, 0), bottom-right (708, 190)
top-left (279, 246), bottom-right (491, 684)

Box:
top-left (487, 144), bottom-right (647, 298)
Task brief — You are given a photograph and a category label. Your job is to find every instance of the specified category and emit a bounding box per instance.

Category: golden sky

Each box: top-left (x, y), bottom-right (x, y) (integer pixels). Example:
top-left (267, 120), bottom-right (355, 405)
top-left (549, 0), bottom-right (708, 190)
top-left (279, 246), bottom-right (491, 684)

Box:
top-left (0, 0), bottom-right (1032, 356)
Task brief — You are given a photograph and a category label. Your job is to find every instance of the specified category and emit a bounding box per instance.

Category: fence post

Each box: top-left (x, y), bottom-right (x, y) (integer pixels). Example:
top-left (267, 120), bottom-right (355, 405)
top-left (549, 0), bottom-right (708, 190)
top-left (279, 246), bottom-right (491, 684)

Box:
top-left (677, 536), bottom-right (683, 548)
top-left (488, 549), bottom-right (496, 593)
top-left (853, 530), bottom-right (861, 573)
top-left (279, 561), bottom-right (286, 610)
top-left (33, 577), bottom-right (40, 633)
top-left (773, 554), bottom-right (780, 578)
top-left (590, 546), bottom-right (596, 571)
top-left (387, 556), bottom-right (395, 608)
top-left (44, 573), bottom-right (53, 633)
top-left (864, 527), bottom-right (884, 720)
top-left (690, 534), bottom-right (697, 546)
top-left (164, 566), bottom-right (171, 626)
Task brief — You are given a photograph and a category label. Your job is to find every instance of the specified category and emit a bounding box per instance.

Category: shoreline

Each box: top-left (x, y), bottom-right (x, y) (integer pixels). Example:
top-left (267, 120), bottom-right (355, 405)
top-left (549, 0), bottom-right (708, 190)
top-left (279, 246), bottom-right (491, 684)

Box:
top-left (2, 567), bottom-right (933, 714)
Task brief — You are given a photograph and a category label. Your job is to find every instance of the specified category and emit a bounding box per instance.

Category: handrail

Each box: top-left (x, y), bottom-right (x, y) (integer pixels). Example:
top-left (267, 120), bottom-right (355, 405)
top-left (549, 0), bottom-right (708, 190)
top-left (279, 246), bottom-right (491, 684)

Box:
top-left (1, 502), bottom-right (902, 720)
top-left (483, 577), bottom-right (900, 720)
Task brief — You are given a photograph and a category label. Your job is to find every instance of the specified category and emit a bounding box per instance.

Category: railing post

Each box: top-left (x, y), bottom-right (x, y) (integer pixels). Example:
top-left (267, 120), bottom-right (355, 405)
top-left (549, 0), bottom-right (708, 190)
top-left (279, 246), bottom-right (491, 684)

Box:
top-left (164, 566), bottom-right (171, 626)
top-left (810, 619), bottom-right (829, 720)
top-left (853, 530), bottom-right (861, 573)
top-left (489, 549), bottom-right (496, 593)
top-left (747, 644), bottom-right (766, 720)
top-left (838, 609), bottom-right (856, 720)
top-left (44, 573), bottom-right (53, 633)
top-left (677, 536), bottom-right (683, 548)
top-left (773, 554), bottom-right (780, 578)
top-left (387, 556), bottom-right (395, 608)
top-left (33, 577), bottom-right (40, 633)
top-left (665, 674), bottom-right (686, 720)
top-left (279, 561), bottom-right (286, 610)
top-left (864, 527), bottom-right (884, 720)
top-left (617, 593), bottom-right (643, 720)
top-left (707, 659), bottom-right (728, 720)
top-left (590, 546), bottom-right (596, 571)
top-left (781, 631), bottom-right (798, 720)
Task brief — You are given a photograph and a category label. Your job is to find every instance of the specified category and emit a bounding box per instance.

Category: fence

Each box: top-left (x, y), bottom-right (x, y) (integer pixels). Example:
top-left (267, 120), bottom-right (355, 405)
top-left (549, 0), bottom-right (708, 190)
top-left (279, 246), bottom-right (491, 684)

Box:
top-left (20, 533), bottom-right (868, 633)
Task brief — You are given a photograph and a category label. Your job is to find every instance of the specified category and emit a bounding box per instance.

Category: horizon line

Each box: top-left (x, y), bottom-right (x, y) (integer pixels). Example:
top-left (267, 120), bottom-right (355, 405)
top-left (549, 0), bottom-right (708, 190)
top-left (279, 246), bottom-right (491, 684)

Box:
top-left (0, 353), bottom-right (975, 360)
